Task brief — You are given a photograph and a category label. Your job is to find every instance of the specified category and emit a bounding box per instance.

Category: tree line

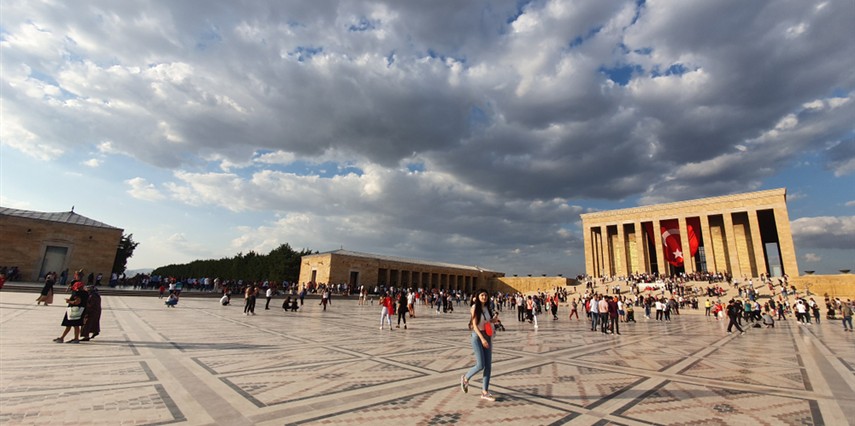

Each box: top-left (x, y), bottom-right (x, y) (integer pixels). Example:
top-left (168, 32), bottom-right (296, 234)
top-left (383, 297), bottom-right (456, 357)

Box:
top-left (151, 243), bottom-right (316, 283)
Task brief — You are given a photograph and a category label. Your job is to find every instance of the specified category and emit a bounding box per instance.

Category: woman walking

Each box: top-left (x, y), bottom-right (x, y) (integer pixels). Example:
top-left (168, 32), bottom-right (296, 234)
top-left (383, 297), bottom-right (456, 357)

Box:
top-left (460, 289), bottom-right (499, 401)
top-left (569, 298), bottom-right (579, 320)
top-left (396, 291), bottom-right (408, 329)
top-left (81, 285), bottom-right (102, 341)
top-left (53, 281), bottom-right (88, 343)
top-left (36, 272), bottom-right (56, 305)
top-left (379, 292), bottom-right (393, 330)
top-left (244, 284), bottom-right (257, 315)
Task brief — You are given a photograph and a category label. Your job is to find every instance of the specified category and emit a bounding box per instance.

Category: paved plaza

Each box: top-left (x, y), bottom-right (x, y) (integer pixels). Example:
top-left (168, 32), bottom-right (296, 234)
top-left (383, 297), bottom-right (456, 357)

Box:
top-left (1, 289), bottom-right (854, 425)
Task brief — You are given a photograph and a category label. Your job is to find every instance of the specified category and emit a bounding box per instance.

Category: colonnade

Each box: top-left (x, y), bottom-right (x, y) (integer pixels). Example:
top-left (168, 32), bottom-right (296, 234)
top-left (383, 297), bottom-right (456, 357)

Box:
top-left (376, 268), bottom-right (479, 292)
top-left (581, 189), bottom-right (799, 279)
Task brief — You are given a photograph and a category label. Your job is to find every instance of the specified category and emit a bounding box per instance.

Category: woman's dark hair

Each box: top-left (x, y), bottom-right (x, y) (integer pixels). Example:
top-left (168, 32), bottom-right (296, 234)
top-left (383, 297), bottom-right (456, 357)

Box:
top-left (470, 289), bottom-right (490, 326)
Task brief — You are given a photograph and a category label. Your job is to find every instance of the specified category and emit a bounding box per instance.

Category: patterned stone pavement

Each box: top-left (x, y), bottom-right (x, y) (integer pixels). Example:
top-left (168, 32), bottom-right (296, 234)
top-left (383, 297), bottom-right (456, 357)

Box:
top-left (1, 290), bottom-right (853, 425)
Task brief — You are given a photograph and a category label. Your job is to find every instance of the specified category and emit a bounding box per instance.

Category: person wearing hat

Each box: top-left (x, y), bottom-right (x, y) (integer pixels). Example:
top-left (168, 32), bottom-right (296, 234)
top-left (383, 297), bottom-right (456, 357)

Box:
top-left (54, 281), bottom-right (88, 343)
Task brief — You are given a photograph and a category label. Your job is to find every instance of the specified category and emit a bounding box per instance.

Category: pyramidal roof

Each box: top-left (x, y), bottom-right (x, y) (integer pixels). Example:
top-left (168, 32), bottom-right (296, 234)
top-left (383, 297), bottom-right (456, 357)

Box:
top-left (0, 206), bottom-right (121, 230)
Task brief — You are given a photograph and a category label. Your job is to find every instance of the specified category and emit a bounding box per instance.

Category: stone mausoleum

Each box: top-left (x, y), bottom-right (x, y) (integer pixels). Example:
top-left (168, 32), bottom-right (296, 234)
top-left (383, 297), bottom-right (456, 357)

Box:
top-left (580, 188), bottom-right (799, 279)
top-left (0, 207), bottom-right (123, 281)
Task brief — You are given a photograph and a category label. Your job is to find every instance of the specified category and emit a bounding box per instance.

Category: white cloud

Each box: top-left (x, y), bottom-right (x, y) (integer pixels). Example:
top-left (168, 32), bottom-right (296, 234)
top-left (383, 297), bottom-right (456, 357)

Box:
top-left (0, 195), bottom-right (32, 209)
top-left (126, 177), bottom-right (166, 202)
top-left (804, 253), bottom-right (821, 262)
top-left (2, 1), bottom-right (854, 275)
top-left (82, 158), bottom-right (101, 168)
top-left (791, 216), bottom-right (855, 250)
top-left (255, 151), bottom-right (297, 165)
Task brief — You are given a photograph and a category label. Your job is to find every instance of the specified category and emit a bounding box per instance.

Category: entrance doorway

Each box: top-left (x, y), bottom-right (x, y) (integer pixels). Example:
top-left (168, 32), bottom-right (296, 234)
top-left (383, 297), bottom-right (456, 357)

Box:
top-left (39, 246), bottom-right (68, 279)
top-left (349, 271), bottom-right (359, 287)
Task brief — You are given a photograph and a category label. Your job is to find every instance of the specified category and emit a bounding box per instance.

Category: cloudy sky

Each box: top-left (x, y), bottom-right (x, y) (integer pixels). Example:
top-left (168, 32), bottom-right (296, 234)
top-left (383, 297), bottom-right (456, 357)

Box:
top-left (2, 0), bottom-right (853, 277)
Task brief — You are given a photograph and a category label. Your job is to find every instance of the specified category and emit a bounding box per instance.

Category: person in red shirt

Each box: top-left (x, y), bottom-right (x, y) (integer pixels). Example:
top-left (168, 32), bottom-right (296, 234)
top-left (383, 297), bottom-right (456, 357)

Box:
top-left (379, 292), bottom-right (393, 330)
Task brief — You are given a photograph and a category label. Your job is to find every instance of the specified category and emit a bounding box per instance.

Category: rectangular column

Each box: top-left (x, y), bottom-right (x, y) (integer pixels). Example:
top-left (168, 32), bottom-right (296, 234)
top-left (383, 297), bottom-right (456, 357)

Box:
top-left (747, 210), bottom-right (767, 277)
top-left (634, 222), bottom-right (646, 274)
top-left (773, 206), bottom-right (800, 276)
top-left (584, 226), bottom-right (594, 278)
top-left (722, 212), bottom-right (742, 278)
top-left (700, 215), bottom-right (716, 273)
top-left (654, 219), bottom-right (667, 276)
top-left (602, 226), bottom-right (613, 278)
top-left (678, 216), bottom-right (695, 274)
top-left (616, 223), bottom-right (628, 276)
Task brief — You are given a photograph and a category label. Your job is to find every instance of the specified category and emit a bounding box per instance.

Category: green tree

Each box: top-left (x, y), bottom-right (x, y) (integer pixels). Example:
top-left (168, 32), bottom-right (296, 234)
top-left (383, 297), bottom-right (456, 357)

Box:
top-left (113, 233), bottom-right (140, 274)
top-left (151, 243), bottom-right (315, 283)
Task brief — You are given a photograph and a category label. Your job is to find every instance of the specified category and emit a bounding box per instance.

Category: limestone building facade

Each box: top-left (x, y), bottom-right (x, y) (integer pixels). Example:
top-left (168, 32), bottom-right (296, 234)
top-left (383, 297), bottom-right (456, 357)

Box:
top-left (580, 188), bottom-right (799, 279)
top-left (0, 207), bottom-right (124, 281)
top-left (299, 249), bottom-right (504, 292)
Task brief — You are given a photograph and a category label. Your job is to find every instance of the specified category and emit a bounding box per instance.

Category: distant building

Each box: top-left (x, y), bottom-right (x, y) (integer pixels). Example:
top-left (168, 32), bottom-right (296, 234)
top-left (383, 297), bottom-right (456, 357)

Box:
top-left (299, 249), bottom-right (505, 293)
top-left (580, 188), bottom-right (799, 278)
top-left (0, 207), bottom-right (123, 281)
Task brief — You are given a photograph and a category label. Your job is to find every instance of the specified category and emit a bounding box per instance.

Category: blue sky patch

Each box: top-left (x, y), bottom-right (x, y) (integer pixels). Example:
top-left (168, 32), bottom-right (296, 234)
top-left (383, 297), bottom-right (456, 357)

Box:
top-left (651, 63), bottom-right (690, 77)
top-left (599, 64), bottom-right (642, 86)
top-left (290, 46), bottom-right (323, 62)
top-left (568, 26), bottom-right (602, 49)
top-left (280, 160), bottom-right (363, 178)
top-left (406, 162), bottom-right (425, 173)
top-left (349, 18), bottom-right (377, 32)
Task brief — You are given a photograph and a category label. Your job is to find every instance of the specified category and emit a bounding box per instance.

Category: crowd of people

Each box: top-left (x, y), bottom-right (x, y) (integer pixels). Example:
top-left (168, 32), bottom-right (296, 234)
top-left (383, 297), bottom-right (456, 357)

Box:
top-left (11, 265), bottom-right (850, 407)
top-left (27, 268), bottom-right (852, 382)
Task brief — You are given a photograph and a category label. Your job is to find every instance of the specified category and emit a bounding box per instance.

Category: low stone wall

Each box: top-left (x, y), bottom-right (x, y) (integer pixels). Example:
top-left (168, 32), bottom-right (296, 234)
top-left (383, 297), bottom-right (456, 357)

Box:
top-left (789, 274), bottom-right (855, 301)
top-left (492, 276), bottom-right (575, 294)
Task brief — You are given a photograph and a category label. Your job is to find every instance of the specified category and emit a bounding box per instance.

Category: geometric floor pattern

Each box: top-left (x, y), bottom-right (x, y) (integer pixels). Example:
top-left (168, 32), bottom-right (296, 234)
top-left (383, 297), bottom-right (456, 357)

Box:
top-left (2, 289), bottom-right (854, 425)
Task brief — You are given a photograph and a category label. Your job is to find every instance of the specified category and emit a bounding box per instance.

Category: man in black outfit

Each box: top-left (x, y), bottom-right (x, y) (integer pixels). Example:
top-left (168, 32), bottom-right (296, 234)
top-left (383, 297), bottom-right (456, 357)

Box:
top-left (726, 300), bottom-right (745, 334)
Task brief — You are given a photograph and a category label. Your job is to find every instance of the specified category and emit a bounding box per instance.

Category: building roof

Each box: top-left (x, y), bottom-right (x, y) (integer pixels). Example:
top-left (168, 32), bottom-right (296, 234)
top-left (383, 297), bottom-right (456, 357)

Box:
top-left (0, 207), bottom-right (122, 230)
top-left (307, 249), bottom-right (497, 273)
top-left (579, 188), bottom-right (787, 220)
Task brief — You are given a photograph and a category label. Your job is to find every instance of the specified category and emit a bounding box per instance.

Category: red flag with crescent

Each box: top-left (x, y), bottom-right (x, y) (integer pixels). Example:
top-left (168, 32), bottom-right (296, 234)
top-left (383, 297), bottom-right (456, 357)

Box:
top-left (645, 219), bottom-right (700, 267)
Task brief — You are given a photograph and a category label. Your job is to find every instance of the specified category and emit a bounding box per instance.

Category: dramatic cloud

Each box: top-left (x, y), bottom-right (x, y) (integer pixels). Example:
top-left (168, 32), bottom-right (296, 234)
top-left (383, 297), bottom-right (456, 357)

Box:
top-left (2, 1), bottom-right (853, 273)
top-left (791, 216), bottom-right (855, 250)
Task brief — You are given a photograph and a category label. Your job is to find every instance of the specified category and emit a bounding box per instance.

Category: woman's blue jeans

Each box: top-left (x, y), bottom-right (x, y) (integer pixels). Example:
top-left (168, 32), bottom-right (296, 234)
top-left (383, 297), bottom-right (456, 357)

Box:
top-left (465, 332), bottom-right (492, 392)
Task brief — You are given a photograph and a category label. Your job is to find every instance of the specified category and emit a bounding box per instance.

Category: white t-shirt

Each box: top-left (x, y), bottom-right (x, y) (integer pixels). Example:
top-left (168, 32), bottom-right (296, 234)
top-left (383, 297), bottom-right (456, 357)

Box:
top-left (477, 307), bottom-right (491, 331)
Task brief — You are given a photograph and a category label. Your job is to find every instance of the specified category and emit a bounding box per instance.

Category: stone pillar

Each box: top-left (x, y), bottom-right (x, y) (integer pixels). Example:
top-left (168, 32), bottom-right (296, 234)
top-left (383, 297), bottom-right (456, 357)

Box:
top-left (773, 206), bottom-right (800, 276)
top-left (722, 212), bottom-right (742, 278)
top-left (634, 222), bottom-right (646, 274)
top-left (602, 225), bottom-right (613, 278)
top-left (747, 210), bottom-right (767, 277)
top-left (616, 223), bottom-right (628, 276)
top-left (654, 219), bottom-right (667, 276)
top-left (700, 215), bottom-right (716, 273)
top-left (584, 225), bottom-right (595, 277)
top-left (678, 216), bottom-right (695, 274)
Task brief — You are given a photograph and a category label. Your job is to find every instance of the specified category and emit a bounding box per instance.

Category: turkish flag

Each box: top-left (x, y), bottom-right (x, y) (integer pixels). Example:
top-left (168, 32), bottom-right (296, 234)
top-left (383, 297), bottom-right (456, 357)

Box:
top-left (645, 219), bottom-right (700, 267)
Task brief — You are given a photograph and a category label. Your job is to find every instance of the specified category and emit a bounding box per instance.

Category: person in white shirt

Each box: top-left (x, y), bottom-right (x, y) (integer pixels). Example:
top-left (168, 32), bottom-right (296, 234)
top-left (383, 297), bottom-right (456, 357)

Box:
top-left (589, 295), bottom-right (599, 331)
top-left (265, 287), bottom-right (274, 310)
